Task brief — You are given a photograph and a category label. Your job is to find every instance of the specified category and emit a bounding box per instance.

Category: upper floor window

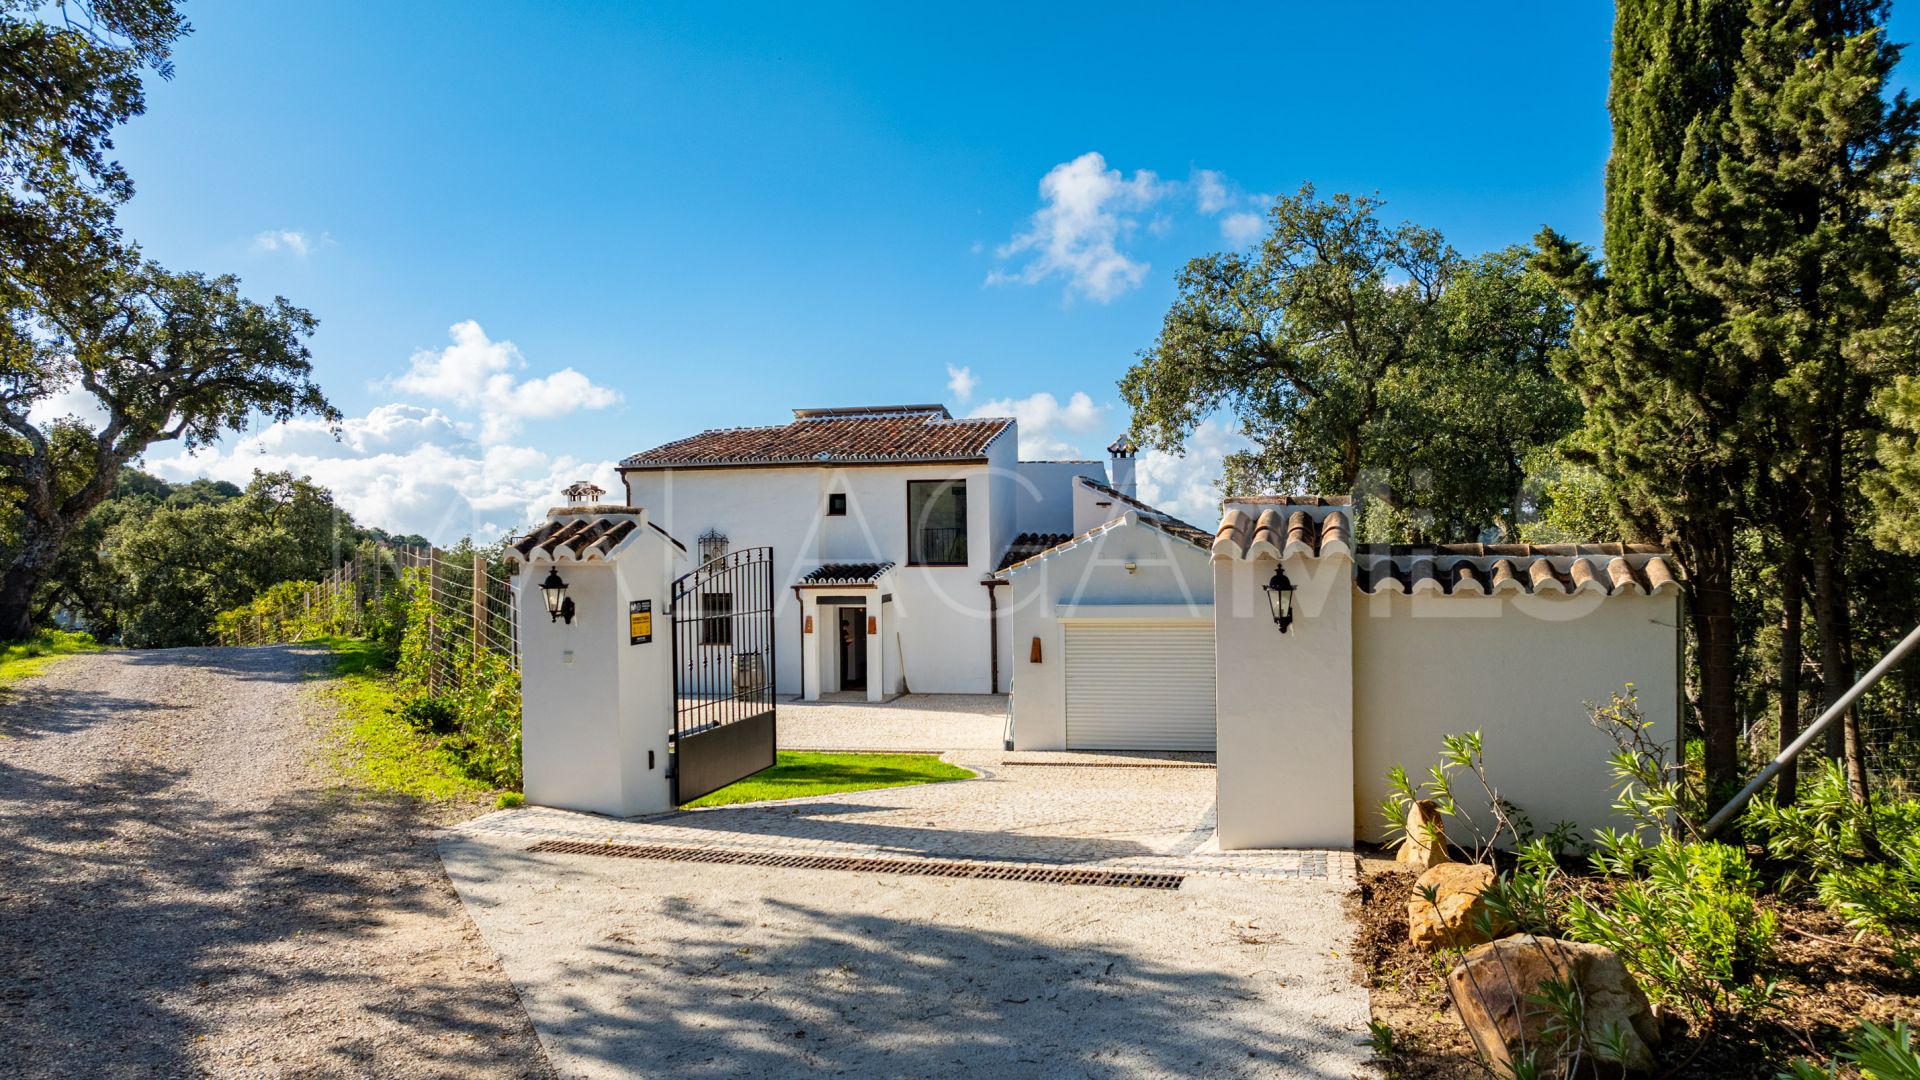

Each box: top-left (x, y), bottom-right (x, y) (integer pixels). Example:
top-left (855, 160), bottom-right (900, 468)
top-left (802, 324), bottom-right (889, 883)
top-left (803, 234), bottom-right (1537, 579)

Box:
top-left (907, 480), bottom-right (967, 566)
top-left (827, 493), bottom-right (847, 516)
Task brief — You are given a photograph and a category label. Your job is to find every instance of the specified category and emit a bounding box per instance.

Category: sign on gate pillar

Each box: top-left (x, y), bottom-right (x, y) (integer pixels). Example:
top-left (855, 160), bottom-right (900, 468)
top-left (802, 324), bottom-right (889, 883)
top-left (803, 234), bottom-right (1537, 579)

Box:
top-left (511, 500), bottom-right (685, 817)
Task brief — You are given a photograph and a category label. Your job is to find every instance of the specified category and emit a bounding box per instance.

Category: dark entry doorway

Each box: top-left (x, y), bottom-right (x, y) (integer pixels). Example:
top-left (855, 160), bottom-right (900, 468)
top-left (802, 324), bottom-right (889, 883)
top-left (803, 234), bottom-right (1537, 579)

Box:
top-left (839, 607), bottom-right (867, 690)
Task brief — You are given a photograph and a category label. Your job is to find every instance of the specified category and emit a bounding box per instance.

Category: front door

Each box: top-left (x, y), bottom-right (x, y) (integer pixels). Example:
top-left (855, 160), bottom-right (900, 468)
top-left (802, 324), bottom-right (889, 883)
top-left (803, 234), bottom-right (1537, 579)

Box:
top-left (839, 607), bottom-right (867, 690)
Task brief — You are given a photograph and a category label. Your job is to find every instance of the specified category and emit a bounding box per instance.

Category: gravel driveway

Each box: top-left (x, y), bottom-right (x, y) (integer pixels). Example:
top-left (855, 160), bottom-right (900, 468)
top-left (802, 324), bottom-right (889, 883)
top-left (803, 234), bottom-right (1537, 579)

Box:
top-left (443, 755), bottom-right (1371, 1078)
top-left (0, 645), bottom-right (552, 1079)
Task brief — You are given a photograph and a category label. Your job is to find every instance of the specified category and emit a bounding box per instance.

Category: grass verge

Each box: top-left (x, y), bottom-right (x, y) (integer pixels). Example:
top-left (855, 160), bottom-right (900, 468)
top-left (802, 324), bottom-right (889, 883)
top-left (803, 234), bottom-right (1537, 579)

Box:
top-left (311, 635), bottom-right (491, 801)
top-left (681, 751), bottom-right (974, 808)
top-left (0, 630), bottom-right (105, 684)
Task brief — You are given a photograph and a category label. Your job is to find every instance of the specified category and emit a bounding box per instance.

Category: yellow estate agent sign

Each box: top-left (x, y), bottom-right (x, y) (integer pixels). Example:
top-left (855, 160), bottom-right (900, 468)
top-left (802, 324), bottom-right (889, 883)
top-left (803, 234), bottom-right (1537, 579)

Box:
top-left (629, 599), bottom-right (652, 645)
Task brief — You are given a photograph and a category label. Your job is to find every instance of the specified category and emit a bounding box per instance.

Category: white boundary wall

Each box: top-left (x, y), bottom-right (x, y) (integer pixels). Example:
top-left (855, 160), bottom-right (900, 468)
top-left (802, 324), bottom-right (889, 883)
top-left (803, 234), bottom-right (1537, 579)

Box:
top-left (1350, 590), bottom-right (1680, 844)
top-left (1211, 503), bottom-right (1682, 850)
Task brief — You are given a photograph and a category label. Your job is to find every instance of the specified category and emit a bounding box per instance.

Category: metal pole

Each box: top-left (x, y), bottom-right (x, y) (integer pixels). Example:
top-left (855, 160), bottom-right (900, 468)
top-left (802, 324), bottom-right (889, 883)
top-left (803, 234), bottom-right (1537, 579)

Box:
top-left (1702, 621), bottom-right (1920, 837)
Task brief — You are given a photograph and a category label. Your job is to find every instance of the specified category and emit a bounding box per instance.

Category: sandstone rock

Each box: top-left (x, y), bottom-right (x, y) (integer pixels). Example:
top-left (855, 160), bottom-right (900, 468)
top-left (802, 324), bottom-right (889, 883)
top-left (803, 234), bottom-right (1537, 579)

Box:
top-left (1447, 935), bottom-right (1660, 1076)
top-left (1397, 799), bottom-right (1450, 870)
top-left (1408, 862), bottom-right (1507, 950)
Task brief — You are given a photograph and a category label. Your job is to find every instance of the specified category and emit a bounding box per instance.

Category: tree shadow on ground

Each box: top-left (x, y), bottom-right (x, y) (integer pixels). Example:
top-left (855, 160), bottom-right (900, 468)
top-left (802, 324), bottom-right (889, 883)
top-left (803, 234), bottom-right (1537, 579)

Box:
top-left (624, 797), bottom-right (1171, 863)
top-left (117, 643), bottom-right (333, 682)
top-left (0, 650), bottom-right (551, 1079)
top-left (0, 687), bottom-right (186, 740)
top-left (445, 839), bottom-right (1364, 1079)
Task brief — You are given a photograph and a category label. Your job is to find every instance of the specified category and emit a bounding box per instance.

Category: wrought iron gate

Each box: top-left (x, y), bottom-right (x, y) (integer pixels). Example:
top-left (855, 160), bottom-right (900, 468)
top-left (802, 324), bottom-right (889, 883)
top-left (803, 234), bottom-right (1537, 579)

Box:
top-left (668, 546), bottom-right (777, 803)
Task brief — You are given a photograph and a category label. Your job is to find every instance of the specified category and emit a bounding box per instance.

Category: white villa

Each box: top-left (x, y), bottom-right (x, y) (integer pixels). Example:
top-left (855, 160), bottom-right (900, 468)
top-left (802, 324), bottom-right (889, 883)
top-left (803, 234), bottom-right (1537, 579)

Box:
top-left (618, 403), bottom-right (1164, 703)
top-left (591, 400), bottom-right (1683, 845)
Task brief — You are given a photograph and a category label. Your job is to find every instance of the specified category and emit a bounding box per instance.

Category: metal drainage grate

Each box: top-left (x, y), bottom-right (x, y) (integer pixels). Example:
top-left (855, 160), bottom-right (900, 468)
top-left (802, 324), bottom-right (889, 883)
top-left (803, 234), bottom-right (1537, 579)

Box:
top-left (1006, 760), bottom-right (1216, 770)
top-left (525, 840), bottom-right (1184, 890)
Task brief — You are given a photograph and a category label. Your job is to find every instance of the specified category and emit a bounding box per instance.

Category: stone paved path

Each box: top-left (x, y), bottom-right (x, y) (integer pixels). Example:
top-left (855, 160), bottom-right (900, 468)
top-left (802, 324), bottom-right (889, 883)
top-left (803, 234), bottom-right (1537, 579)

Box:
top-left (777, 693), bottom-right (1007, 751)
top-left (449, 749), bottom-right (1343, 883)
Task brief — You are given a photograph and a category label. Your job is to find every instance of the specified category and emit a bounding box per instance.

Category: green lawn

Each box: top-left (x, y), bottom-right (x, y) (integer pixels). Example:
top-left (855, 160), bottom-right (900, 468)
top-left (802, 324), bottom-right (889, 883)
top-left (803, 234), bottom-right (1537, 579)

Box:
top-left (311, 635), bottom-right (492, 801)
top-left (681, 751), bottom-right (974, 808)
top-left (0, 630), bottom-right (105, 685)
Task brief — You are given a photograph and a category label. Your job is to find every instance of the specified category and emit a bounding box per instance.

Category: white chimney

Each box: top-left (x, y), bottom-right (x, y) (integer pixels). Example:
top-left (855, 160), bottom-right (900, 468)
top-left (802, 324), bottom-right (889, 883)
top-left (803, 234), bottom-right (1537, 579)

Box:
top-left (1107, 436), bottom-right (1137, 500)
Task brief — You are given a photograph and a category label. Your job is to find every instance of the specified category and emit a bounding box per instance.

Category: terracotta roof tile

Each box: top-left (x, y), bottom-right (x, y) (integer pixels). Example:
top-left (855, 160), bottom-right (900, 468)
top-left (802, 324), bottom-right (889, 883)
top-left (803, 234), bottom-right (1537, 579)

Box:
top-left (997, 533), bottom-right (1074, 571)
top-left (622, 405), bottom-right (1012, 469)
top-left (797, 562), bottom-right (893, 586)
top-left (1212, 507), bottom-right (1352, 560)
top-left (512, 509), bottom-right (653, 562)
top-left (1215, 495), bottom-right (1681, 600)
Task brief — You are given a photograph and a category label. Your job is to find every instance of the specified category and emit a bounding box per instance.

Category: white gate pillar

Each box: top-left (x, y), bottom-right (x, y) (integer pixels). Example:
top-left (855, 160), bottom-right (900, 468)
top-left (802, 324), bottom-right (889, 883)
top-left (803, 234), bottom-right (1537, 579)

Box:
top-left (514, 502), bottom-right (684, 817)
top-left (1212, 503), bottom-right (1356, 850)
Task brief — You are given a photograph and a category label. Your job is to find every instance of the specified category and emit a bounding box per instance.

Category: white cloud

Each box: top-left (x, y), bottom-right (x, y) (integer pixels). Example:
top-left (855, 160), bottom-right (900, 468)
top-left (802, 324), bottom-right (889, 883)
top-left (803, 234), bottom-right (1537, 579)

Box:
top-left (144, 403), bottom-right (617, 546)
top-left (988, 152), bottom-right (1168, 303)
top-left (969, 390), bottom-right (1108, 459)
top-left (1220, 210), bottom-right (1264, 246)
top-left (388, 320), bottom-right (621, 442)
top-left (25, 381), bottom-right (109, 430)
top-left (253, 229), bottom-right (319, 256)
top-left (945, 364), bottom-right (978, 404)
top-left (1135, 418), bottom-right (1249, 524)
top-left (1193, 169), bottom-right (1231, 215)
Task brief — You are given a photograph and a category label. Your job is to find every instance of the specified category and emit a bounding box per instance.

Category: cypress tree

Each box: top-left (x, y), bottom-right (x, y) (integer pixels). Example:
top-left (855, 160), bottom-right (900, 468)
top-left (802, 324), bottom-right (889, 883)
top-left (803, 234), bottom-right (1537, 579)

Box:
top-left (1535, 0), bottom-right (1753, 796)
top-left (1673, 0), bottom-right (1918, 803)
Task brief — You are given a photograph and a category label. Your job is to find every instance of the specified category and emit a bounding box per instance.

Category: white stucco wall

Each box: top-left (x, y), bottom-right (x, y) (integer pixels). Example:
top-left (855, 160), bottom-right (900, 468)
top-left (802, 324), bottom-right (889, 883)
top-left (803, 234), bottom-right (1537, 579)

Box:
top-left (1213, 551), bottom-right (1356, 850)
top-left (1072, 477), bottom-right (1130, 534)
top-left (623, 458), bottom-right (1017, 695)
top-left (518, 518), bottom-right (683, 818)
top-left (1002, 516), bottom-right (1214, 750)
top-left (1014, 460), bottom-right (1104, 535)
top-left (1350, 588), bottom-right (1681, 844)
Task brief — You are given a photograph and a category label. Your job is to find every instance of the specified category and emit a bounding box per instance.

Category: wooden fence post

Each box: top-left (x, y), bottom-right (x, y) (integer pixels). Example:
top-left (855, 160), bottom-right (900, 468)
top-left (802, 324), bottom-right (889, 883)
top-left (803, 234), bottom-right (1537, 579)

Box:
top-left (472, 556), bottom-right (486, 659)
top-left (427, 547), bottom-right (440, 696)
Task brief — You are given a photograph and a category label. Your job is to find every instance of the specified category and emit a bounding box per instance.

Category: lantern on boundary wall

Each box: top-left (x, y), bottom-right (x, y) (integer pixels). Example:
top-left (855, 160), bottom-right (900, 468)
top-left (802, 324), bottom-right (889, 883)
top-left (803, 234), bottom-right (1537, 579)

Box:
top-left (1263, 564), bottom-right (1295, 633)
top-left (540, 567), bottom-right (575, 624)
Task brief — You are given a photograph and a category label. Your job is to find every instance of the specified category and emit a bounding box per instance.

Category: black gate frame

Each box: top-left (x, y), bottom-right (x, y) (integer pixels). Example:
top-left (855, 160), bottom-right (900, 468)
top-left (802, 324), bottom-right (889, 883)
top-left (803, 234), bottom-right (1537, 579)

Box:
top-left (668, 546), bottom-right (777, 803)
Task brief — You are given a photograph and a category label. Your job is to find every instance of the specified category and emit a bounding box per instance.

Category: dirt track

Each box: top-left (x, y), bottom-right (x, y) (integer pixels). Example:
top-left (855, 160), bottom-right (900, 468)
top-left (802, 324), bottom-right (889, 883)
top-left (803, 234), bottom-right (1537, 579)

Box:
top-left (0, 645), bottom-right (553, 1079)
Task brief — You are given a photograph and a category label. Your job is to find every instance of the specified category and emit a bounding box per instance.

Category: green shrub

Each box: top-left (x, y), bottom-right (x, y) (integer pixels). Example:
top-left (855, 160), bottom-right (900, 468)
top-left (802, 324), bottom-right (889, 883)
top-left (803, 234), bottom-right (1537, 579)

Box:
top-left (1780, 1019), bottom-right (1920, 1080)
top-left (1468, 687), bottom-right (1779, 1028)
top-left (396, 696), bottom-right (458, 735)
top-left (1746, 760), bottom-right (1920, 963)
top-left (496, 791), bottom-right (525, 809)
top-left (438, 647), bottom-right (521, 789)
top-left (1567, 833), bottom-right (1779, 1022)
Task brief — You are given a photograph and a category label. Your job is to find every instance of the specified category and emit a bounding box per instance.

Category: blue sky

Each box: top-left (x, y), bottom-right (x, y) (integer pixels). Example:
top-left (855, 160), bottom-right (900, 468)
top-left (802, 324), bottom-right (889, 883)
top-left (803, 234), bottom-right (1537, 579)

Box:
top-left (70, 2), bottom-right (1919, 542)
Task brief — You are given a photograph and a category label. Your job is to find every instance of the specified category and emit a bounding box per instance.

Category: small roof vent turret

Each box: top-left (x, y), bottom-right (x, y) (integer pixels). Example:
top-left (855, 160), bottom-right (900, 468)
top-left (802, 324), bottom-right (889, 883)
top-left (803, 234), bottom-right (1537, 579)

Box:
top-left (562, 480), bottom-right (606, 505)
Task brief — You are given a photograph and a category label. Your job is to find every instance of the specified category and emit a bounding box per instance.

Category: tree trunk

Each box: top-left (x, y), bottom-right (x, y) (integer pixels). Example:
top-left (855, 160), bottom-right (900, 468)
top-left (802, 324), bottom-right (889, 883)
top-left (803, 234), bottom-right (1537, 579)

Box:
top-left (1810, 530), bottom-right (1872, 805)
top-left (1690, 512), bottom-right (1742, 799)
top-left (0, 523), bottom-right (72, 641)
top-left (1777, 544), bottom-right (1805, 805)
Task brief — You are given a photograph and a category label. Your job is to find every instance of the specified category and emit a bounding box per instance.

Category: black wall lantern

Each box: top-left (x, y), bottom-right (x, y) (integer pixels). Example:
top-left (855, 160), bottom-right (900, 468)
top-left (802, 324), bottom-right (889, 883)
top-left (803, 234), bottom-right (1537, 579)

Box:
top-left (1264, 564), bottom-right (1295, 633)
top-left (540, 567), bottom-right (575, 624)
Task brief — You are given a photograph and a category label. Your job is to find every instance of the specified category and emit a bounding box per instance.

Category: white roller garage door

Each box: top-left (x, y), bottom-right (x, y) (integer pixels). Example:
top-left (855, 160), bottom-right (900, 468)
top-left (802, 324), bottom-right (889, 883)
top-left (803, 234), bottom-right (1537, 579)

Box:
top-left (1064, 622), bottom-right (1216, 751)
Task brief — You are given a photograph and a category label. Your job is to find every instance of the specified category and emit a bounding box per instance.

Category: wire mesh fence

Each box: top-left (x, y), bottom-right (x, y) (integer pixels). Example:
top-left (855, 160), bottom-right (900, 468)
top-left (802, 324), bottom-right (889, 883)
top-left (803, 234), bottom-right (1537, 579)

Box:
top-left (217, 542), bottom-right (520, 697)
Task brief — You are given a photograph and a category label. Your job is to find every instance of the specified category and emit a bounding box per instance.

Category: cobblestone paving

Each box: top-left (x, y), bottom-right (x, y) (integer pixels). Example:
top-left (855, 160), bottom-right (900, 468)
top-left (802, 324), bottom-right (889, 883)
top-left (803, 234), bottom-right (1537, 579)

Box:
top-left (451, 748), bottom-right (1346, 884)
top-left (777, 693), bottom-right (1008, 751)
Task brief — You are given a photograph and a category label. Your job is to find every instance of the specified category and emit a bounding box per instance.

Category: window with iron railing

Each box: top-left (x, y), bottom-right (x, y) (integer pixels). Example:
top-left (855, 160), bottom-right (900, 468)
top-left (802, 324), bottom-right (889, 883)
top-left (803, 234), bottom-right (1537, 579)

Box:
top-left (697, 528), bottom-right (729, 565)
top-left (907, 480), bottom-right (967, 566)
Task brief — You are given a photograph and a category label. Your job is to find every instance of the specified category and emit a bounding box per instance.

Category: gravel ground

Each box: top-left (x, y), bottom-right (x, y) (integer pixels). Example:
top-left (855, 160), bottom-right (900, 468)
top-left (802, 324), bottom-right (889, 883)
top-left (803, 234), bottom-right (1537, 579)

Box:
top-left (442, 836), bottom-right (1373, 1079)
top-left (777, 693), bottom-right (1007, 751)
top-left (0, 645), bottom-right (553, 1079)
